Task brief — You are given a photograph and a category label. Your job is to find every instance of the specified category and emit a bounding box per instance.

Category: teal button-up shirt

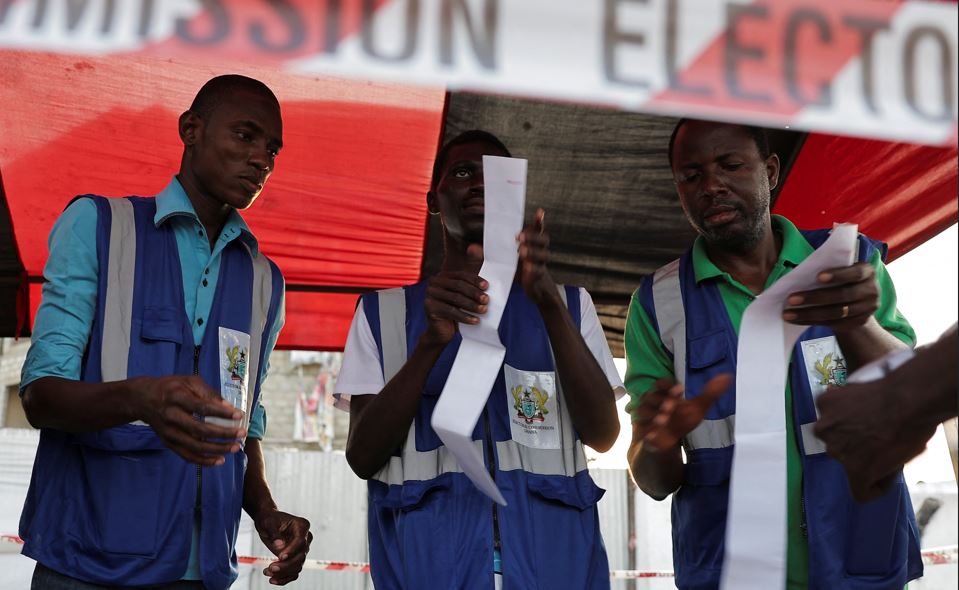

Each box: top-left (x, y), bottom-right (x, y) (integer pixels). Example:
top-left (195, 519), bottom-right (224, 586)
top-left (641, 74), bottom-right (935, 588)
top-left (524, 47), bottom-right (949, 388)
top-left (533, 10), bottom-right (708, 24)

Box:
top-left (22, 176), bottom-right (284, 579)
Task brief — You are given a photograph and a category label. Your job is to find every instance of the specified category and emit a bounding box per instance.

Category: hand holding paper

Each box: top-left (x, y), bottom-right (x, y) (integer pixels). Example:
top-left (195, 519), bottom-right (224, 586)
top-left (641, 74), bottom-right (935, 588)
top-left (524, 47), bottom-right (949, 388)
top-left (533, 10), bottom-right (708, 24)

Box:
top-left (516, 208), bottom-right (558, 305)
top-left (421, 249), bottom-right (490, 346)
top-left (783, 261), bottom-right (880, 333)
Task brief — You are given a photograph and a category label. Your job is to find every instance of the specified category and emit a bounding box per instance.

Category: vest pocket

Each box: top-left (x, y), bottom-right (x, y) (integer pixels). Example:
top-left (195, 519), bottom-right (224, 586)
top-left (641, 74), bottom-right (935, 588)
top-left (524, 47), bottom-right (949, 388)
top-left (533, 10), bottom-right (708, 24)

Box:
top-left (136, 307), bottom-right (183, 376)
top-left (369, 477), bottom-right (456, 586)
top-left (688, 329), bottom-right (729, 370)
top-left (523, 474), bottom-right (607, 585)
top-left (674, 453), bottom-right (732, 574)
top-left (77, 446), bottom-right (161, 556)
top-left (844, 480), bottom-right (904, 576)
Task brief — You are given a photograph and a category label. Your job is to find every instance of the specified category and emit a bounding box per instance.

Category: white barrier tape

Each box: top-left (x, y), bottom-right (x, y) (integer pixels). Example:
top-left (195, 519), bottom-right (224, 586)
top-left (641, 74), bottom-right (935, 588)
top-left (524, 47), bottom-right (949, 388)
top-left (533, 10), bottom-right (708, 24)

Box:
top-left (0, 0), bottom-right (955, 146)
top-left (3, 535), bottom-right (956, 576)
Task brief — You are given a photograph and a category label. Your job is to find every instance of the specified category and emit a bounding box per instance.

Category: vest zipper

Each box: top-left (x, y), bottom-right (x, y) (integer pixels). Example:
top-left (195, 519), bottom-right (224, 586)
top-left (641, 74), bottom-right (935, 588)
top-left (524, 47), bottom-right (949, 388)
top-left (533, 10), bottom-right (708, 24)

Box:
top-left (193, 345), bottom-right (203, 528)
top-left (483, 409), bottom-right (502, 560)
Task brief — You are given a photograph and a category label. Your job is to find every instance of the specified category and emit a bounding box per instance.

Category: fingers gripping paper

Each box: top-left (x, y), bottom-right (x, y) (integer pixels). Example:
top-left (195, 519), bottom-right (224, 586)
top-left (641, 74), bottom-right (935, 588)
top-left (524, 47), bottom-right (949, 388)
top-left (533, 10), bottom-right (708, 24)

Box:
top-left (720, 224), bottom-right (858, 590)
top-left (430, 156), bottom-right (528, 506)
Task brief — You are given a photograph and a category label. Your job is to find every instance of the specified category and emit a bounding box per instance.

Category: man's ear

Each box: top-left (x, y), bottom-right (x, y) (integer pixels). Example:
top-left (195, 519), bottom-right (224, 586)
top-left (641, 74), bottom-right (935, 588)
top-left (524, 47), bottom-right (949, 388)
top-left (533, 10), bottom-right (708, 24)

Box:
top-left (426, 191), bottom-right (439, 215)
top-left (766, 153), bottom-right (781, 192)
top-left (179, 110), bottom-right (201, 147)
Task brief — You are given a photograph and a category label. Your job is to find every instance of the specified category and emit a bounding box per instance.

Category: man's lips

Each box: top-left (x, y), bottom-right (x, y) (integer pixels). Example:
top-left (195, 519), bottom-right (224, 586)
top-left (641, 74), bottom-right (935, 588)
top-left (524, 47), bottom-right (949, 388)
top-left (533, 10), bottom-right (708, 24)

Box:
top-left (703, 206), bottom-right (739, 227)
top-left (239, 177), bottom-right (263, 193)
top-left (462, 199), bottom-right (485, 215)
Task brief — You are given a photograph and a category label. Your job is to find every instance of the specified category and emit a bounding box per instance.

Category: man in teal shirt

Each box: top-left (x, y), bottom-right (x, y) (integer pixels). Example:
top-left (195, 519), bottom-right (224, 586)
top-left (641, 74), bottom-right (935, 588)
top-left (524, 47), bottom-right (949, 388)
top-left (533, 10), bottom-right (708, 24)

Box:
top-left (20, 75), bottom-right (310, 588)
top-left (625, 119), bottom-right (920, 589)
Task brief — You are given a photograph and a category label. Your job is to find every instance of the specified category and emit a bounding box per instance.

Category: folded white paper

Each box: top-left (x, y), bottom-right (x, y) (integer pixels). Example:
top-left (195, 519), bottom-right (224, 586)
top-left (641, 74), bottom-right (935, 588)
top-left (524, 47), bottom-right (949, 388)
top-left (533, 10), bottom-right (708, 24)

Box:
top-left (721, 224), bottom-right (858, 590)
top-left (431, 156), bottom-right (528, 506)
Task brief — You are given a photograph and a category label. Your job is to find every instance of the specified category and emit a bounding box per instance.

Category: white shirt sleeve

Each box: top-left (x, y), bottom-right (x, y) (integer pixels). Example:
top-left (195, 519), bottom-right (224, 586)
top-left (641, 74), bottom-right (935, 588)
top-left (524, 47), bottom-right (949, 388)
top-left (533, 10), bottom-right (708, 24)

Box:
top-left (578, 287), bottom-right (627, 399)
top-left (332, 304), bottom-right (385, 411)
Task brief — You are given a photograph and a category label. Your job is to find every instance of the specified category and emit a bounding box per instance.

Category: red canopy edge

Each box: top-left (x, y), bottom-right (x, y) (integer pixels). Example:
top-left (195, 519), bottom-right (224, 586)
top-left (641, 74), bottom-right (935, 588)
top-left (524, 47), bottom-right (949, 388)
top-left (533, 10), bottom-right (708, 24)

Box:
top-left (774, 133), bottom-right (958, 261)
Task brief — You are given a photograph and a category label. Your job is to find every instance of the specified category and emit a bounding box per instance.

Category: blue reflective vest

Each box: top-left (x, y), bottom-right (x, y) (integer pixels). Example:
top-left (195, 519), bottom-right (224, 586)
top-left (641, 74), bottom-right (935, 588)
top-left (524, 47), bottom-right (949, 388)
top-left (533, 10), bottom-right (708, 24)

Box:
top-left (19, 196), bottom-right (284, 589)
top-left (636, 230), bottom-right (922, 590)
top-left (361, 281), bottom-right (611, 590)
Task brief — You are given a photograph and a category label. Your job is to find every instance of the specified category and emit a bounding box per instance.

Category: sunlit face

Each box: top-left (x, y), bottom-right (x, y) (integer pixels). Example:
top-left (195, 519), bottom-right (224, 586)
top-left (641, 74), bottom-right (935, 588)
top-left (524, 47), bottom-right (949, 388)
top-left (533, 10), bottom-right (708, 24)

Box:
top-left (187, 91), bottom-right (283, 210)
top-left (430, 140), bottom-right (510, 244)
top-left (671, 121), bottom-right (779, 253)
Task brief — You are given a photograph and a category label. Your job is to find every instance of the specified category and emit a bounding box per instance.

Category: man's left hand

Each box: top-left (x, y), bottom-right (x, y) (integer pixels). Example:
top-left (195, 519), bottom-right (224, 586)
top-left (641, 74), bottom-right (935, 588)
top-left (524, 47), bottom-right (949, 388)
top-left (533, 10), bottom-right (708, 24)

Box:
top-left (254, 509), bottom-right (312, 585)
top-left (783, 262), bottom-right (879, 333)
top-left (517, 208), bottom-right (557, 306)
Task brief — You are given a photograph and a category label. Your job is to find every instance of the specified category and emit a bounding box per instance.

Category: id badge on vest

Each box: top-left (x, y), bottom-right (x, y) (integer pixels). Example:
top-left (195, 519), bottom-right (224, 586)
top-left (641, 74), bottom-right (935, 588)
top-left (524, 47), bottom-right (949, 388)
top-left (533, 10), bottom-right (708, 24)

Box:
top-left (800, 335), bottom-right (848, 404)
top-left (211, 327), bottom-right (250, 428)
top-left (504, 364), bottom-right (560, 449)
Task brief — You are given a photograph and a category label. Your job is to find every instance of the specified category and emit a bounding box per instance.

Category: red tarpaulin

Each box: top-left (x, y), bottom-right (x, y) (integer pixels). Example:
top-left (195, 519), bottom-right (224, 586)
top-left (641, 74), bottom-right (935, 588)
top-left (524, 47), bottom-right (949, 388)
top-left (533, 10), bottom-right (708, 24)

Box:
top-left (1, 51), bottom-right (445, 349)
top-left (0, 52), bottom-right (955, 351)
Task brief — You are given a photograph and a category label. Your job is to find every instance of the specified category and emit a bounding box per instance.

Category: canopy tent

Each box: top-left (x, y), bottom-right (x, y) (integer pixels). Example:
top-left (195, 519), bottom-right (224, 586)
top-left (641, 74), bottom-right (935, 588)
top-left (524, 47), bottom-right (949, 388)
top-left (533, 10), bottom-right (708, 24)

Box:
top-left (1, 51), bottom-right (955, 354)
top-left (0, 0), bottom-right (956, 355)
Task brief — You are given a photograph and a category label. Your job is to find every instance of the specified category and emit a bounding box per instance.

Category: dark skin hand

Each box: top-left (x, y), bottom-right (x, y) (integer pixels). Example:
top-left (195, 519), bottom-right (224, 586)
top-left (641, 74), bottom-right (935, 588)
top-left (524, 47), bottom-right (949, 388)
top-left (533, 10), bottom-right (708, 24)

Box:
top-left (627, 375), bottom-right (732, 499)
top-left (814, 328), bottom-right (958, 502)
top-left (784, 262), bottom-right (906, 370)
top-left (21, 375), bottom-right (244, 466)
top-left (244, 438), bottom-right (312, 585)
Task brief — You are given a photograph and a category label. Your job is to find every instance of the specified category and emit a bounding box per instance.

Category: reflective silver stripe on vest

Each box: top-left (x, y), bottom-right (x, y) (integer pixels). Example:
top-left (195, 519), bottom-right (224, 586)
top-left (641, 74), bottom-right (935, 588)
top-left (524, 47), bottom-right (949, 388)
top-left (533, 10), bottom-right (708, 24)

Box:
top-left (370, 284), bottom-right (589, 485)
top-left (241, 242), bottom-right (275, 434)
top-left (800, 422), bottom-right (827, 455)
top-left (685, 415), bottom-right (736, 451)
top-left (651, 259), bottom-right (736, 451)
top-left (651, 259), bottom-right (686, 382)
top-left (101, 198), bottom-right (136, 384)
top-left (377, 288), bottom-right (407, 383)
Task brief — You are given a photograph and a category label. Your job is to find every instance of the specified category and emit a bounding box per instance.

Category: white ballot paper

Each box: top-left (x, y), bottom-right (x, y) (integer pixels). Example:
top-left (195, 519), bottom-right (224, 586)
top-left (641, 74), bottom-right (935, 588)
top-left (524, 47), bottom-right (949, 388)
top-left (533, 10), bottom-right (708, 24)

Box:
top-left (720, 224), bottom-right (859, 590)
top-left (430, 156), bottom-right (528, 506)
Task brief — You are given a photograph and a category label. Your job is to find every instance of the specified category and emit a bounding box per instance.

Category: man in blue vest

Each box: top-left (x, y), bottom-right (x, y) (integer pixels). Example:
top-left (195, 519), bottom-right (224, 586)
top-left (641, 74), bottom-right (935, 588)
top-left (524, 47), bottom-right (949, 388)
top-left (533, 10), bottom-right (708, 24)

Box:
top-left (625, 119), bottom-right (922, 589)
top-left (334, 130), bottom-right (626, 590)
top-left (19, 75), bottom-right (311, 589)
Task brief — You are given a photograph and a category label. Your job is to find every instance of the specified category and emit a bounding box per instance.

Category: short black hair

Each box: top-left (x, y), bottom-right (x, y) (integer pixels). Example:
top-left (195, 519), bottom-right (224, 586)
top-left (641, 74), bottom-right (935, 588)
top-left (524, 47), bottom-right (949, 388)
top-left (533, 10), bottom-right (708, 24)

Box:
top-left (431, 130), bottom-right (511, 191)
top-left (189, 74), bottom-right (279, 120)
top-left (667, 118), bottom-right (770, 169)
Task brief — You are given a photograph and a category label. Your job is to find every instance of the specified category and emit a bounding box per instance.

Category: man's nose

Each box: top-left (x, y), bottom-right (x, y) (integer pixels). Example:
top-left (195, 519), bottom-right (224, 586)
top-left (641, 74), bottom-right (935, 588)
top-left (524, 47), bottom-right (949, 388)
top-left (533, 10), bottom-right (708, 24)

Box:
top-left (249, 144), bottom-right (272, 172)
top-left (700, 168), bottom-right (727, 197)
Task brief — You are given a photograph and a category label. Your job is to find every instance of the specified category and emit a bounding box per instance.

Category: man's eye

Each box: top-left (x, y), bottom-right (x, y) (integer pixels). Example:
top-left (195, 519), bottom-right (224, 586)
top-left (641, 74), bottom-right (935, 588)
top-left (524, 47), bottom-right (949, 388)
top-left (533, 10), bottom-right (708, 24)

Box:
top-left (236, 130), bottom-right (252, 141)
top-left (453, 168), bottom-right (471, 179)
top-left (722, 163), bottom-right (743, 171)
top-left (681, 173), bottom-right (700, 183)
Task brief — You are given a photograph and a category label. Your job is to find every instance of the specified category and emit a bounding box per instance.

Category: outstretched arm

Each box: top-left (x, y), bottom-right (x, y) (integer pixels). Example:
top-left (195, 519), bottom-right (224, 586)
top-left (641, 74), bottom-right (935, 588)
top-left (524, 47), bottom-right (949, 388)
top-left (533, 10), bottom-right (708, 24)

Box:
top-left (627, 375), bottom-right (731, 499)
top-left (517, 209), bottom-right (619, 452)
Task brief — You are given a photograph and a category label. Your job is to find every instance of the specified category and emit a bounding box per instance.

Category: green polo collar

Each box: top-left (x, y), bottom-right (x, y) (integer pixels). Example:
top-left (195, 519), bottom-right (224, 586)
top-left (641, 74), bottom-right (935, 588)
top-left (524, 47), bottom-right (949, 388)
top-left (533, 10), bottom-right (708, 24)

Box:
top-left (691, 214), bottom-right (814, 284)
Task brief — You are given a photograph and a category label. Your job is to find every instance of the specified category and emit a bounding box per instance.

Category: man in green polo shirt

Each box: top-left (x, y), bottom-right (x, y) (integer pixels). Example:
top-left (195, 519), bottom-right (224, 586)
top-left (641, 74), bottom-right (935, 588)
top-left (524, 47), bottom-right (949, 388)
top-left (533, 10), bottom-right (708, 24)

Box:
top-left (625, 119), bottom-right (922, 589)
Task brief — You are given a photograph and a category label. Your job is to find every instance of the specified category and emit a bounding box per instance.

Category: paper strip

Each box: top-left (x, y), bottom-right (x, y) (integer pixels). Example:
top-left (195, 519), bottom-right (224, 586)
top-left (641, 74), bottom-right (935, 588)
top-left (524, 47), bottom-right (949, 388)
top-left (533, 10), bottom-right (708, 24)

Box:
top-left (430, 156), bottom-right (528, 506)
top-left (721, 224), bottom-right (858, 590)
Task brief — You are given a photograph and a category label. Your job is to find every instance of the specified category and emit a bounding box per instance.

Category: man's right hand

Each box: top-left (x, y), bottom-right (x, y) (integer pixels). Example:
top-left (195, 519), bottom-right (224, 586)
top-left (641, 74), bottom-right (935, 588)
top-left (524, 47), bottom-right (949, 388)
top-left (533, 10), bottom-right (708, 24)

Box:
top-left (637, 375), bottom-right (732, 451)
top-left (133, 376), bottom-right (245, 466)
top-left (422, 245), bottom-right (489, 345)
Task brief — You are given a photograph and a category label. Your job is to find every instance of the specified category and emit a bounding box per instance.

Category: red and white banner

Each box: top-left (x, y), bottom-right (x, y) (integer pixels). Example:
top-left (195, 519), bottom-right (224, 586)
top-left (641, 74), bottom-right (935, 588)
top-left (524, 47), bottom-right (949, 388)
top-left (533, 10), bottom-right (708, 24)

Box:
top-left (0, 0), bottom-right (955, 145)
